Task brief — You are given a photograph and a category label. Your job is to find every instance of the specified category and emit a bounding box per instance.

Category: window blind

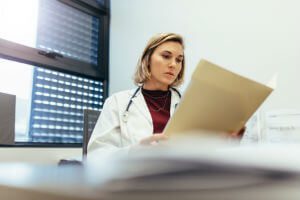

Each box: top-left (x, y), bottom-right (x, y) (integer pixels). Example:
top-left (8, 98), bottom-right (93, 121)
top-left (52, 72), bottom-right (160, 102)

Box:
top-left (29, 67), bottom-right (104, 143)
top-left (37, 0), bottom-right (100, 65)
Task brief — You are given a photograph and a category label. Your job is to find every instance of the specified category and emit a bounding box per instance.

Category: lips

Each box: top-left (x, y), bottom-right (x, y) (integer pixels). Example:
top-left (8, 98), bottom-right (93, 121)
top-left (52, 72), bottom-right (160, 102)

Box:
top-left (165, 72), bottom-right (175, 76)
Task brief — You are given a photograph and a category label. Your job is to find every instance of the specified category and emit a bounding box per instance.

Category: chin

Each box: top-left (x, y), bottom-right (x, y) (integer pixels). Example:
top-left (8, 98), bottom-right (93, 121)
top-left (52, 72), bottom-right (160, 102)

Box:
top-left (161, 80), bottom-right (175, 87)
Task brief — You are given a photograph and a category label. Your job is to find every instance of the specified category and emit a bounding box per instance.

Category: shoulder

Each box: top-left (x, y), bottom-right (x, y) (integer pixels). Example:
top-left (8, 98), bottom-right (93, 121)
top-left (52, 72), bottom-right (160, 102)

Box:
top-left (104, 88), bottom-right (140, 105)
top-left (109, 88), bottom-right (139, 99)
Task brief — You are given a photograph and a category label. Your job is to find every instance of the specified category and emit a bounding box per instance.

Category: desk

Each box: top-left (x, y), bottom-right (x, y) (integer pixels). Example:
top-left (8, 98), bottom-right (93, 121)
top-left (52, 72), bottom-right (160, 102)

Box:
top-left (2, 144), bottom-right (300, 200)
top-left (0, 164), bottom-right (300, 200)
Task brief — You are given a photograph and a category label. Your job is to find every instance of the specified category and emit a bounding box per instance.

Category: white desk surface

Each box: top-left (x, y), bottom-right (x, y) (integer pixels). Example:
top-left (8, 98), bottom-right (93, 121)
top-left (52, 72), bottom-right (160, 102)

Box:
top-left (2, 143), bottom-right (300, 200)
top-left (0, 163), bottom-right (300, 200)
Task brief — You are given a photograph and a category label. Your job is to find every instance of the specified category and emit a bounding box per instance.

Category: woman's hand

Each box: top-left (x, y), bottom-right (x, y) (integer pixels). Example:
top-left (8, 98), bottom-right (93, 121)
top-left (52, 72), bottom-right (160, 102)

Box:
top-left (137, 127), bottom-right (245, 147)
top-left (229, 126), bottom-right (246, 139)
top-left (129, 134), bottom-right (168, 154)
top-left (139, 134), bottom-right (168, 145)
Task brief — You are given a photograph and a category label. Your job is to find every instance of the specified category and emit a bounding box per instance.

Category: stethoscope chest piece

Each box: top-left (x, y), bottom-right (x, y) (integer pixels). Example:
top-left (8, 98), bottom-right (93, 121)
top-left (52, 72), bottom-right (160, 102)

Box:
top-left (122, 111), bottom-right (129, 123)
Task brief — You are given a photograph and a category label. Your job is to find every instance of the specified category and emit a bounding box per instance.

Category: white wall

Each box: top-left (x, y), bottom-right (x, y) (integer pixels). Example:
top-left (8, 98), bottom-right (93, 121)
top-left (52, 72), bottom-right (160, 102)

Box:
top-left (110, 0), bottom-right (300, 111)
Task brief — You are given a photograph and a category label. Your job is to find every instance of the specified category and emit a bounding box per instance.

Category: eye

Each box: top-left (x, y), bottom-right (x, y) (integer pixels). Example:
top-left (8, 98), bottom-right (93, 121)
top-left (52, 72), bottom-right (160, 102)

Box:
top-left (162, 54), bottom-right (171, 59)
top-left (176, 58), bottom-right (183, 64)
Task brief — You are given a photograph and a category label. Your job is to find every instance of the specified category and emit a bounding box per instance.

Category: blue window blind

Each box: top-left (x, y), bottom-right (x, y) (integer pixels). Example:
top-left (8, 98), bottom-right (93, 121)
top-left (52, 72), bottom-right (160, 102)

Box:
top-left (29, 68), bottom-right (104, 143)
top-left (96, 0), bottom-right (105, 6)
top-left (37, 0), bottom-right (100, 65)
top-left (28, 0), bottom-right (105, 143)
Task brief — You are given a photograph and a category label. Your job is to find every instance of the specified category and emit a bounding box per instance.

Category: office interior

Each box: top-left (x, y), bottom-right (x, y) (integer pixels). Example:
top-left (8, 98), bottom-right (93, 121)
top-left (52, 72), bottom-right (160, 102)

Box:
top-left (0, 0), bottom-right (300, 163)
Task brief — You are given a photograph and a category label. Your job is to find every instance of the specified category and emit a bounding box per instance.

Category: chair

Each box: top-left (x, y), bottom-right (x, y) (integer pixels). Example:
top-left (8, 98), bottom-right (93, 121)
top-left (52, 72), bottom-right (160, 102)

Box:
top-left (58, 109), bottom-right (100, 166)
top-left (82, 109), bottom-right (101, 159)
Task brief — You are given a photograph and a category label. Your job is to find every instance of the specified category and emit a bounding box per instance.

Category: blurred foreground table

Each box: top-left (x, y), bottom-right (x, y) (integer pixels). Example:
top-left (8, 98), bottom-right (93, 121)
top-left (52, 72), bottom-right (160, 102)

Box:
top-left (2, 144), bottom-right (300, 200)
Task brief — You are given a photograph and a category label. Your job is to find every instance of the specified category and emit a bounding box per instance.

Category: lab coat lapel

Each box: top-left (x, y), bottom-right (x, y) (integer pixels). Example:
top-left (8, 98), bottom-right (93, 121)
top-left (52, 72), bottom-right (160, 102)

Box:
top-left (170, 89), bottom-right (180, 116)
top-left (131, 90), bottom-right (152, 125)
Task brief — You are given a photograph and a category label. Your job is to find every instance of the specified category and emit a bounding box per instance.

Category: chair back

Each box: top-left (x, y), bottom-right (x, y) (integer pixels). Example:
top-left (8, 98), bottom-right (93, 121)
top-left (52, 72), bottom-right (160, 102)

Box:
top-left (82, 109), bottom-right (101, 158)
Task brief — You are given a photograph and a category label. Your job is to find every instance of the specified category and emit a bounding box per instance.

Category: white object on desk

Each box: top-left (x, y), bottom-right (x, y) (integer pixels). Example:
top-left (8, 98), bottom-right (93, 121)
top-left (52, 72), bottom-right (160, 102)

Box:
top-left (262, 109), bottom-right (300, 143)
top-left (241, 111), bottom-right (262, 144)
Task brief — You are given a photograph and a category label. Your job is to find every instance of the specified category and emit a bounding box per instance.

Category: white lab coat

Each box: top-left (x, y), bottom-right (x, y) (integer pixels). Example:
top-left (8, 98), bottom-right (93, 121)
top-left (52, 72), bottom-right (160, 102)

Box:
top-left (87, 88), bottom-right (181, 159)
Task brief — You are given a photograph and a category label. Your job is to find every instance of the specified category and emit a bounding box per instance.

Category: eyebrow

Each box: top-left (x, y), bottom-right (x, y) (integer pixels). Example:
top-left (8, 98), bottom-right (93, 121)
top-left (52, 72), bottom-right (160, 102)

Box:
top-left (162, 50), bottom-right (184, 58)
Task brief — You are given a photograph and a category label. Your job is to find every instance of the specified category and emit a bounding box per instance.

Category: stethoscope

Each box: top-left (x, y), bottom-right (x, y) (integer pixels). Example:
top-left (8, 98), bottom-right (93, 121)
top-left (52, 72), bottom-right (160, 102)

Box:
top-left (122, 86), bottom-right (181, 123)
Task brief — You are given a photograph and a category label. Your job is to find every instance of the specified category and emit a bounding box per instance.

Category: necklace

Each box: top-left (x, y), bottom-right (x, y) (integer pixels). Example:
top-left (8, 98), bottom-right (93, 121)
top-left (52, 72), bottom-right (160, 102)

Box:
top-left (142, 89), bottom-right (170, 112)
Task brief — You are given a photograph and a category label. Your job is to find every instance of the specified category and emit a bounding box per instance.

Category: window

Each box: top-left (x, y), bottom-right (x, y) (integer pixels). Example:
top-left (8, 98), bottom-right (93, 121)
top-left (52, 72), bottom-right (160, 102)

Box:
top-left (0, 0), bottom-right (110, 146)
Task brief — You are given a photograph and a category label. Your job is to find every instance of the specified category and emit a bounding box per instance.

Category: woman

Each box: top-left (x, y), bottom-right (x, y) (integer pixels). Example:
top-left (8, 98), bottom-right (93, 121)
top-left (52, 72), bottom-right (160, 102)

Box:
top-left (88, 33), bottom-right (243, 158)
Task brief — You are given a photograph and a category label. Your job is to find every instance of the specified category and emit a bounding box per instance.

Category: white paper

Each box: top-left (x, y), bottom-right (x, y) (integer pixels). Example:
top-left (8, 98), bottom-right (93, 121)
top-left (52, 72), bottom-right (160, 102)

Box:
top-left (263, 109), bottom-right (300, 143)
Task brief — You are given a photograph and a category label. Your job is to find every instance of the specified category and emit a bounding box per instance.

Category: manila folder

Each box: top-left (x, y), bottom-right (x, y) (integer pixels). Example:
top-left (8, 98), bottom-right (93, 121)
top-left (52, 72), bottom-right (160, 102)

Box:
top-left (164, 59), bottom-right (273, 135)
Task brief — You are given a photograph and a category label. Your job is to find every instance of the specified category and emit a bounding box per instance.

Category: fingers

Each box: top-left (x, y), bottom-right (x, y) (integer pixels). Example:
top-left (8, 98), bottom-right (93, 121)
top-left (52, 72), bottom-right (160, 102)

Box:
top-left (237, 126), bottom-right (246, 137)
top-left (152, 134), bottom-right (168, 141)
top-left (139, 134), bottom-right (168, 145)
top-left (230, 126), bottom-right (246, 139)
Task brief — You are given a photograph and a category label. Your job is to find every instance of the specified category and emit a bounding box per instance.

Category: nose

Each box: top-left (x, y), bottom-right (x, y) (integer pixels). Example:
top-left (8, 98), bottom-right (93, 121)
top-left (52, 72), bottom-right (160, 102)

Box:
top-left (169, 59), bottom-right (177, 68)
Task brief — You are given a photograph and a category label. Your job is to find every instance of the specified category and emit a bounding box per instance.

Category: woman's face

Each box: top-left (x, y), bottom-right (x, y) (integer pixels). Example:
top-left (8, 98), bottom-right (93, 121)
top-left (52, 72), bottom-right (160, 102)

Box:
top-left (145, 41), bottom-right (184, 90)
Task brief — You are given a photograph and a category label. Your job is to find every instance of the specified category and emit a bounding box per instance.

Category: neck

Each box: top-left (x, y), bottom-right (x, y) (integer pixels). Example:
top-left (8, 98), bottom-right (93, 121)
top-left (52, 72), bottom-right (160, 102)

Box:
top-left (143, 81), bottom-right (169, 91)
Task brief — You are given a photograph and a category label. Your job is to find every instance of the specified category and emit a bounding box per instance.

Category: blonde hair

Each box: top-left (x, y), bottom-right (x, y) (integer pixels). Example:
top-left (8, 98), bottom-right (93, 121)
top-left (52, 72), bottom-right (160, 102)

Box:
top-left (133, 33), bottom-right (185, 87)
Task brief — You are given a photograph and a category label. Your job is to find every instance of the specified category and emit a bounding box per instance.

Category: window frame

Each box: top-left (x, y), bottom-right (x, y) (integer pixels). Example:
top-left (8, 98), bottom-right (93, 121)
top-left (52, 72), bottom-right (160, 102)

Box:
top-left (0, 0), bottom-right (110, 147)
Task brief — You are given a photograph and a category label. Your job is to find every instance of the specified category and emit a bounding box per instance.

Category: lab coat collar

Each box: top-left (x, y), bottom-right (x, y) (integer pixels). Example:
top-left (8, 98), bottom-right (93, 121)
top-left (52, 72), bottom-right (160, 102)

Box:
top-left (170, 88), bottom-right (181, 116)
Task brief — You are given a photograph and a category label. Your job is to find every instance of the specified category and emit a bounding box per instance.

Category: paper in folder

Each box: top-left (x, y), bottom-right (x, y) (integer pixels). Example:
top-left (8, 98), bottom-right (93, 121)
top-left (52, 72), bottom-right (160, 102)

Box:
top-left (164, 59), bottom-right (274, 135)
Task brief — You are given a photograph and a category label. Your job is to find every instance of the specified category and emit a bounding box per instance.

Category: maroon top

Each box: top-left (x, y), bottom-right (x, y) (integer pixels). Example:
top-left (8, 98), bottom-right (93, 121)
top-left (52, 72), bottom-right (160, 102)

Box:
top-left (142, 88), bottom-right (171, 134)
